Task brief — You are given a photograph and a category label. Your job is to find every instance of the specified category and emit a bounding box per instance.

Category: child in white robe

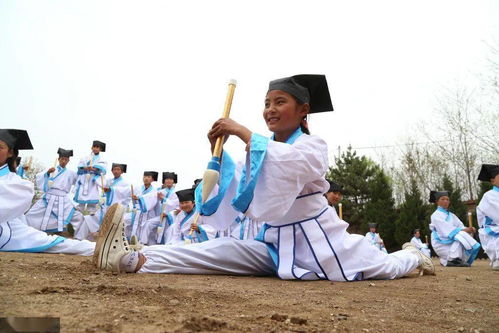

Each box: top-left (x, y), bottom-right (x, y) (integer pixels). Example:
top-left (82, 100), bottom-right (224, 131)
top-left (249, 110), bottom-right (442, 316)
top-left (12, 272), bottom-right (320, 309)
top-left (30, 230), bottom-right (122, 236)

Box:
top-left (157, 172), bottom-right (179, 215)
top-left (0, 129), bottom-right (94, 256)
top-left (429, 191), bottom-right (480, 267)
top-left (410, 229), bottom-right (431, 258)
top-left (124, 171), bottom-right (160, 244)
top-left (476, 164), bottom-right (499, 270)
top-left (73, 140), bottom-right (107, 215)
top-left (75, 163), bottom-right (130, 241)
top-left (364, 223), bottom-right (388, 253)
top-left (148, 172), bottom-right (180, 245)
top-left (94, 75), bottom-right (434, 279)
top-left (25, 148), bottom-right (84, 233)
top-left (163, 188), bottom-right (217, 245)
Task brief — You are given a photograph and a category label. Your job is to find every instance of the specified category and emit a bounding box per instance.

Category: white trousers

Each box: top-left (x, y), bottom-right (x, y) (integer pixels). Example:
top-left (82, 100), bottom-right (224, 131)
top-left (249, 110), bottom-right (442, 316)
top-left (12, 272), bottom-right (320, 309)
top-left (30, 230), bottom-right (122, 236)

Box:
top-left (139, 237), bottom-right (418, 281)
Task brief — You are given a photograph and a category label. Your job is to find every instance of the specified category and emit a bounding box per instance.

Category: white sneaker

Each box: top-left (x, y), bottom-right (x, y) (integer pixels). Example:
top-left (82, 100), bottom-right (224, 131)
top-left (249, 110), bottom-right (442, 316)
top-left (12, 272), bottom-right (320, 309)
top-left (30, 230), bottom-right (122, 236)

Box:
top-left (93, 203), bottom-right (133, 273)
top-left (402, 242), bottom-right (436, 276)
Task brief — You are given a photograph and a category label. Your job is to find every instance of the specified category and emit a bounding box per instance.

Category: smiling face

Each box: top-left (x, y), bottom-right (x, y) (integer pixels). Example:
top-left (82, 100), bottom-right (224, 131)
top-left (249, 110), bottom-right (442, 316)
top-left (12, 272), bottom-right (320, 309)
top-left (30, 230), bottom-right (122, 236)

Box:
top-left (0, 140), bottom-right (13, 166)
top-left (263, 90), bottom-right (309, 142)
top-left (179, 200), bottom-right (194, 213)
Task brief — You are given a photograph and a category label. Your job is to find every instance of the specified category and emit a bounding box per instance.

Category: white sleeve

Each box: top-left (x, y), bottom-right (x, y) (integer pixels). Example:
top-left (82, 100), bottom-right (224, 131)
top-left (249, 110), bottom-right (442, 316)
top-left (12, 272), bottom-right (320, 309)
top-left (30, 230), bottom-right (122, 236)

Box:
top-left (0, 175), bottom-right (34, 223)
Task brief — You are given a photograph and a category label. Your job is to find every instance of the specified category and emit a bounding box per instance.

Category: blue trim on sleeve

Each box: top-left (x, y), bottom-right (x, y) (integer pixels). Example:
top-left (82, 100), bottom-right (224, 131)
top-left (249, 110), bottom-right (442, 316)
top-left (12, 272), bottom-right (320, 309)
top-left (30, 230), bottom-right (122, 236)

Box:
top-left (9, 236), bottom-right (65, 253)
top-left (196, 225), bottom-right (210, 242)
top-left (465, 242), bottom-right (481, 265)
top-left (231, 133), bottom-right (269, 213)
top-left (93, 164), bottom-right (106, 175)
top-left (105, 187), bottom-right (114, 206)
top-left (195, 152), bottom-right (236, 216)
top-left (448, 227), bottom-right (462, 240)
top-left (432, 230), bottom-right (454, 244)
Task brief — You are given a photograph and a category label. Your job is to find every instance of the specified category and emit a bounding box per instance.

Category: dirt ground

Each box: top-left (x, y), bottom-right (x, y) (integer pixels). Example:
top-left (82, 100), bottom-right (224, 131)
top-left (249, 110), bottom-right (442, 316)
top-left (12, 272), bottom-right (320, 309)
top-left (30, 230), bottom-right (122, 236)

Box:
top-left (0, 253), bottom-right (498, 333)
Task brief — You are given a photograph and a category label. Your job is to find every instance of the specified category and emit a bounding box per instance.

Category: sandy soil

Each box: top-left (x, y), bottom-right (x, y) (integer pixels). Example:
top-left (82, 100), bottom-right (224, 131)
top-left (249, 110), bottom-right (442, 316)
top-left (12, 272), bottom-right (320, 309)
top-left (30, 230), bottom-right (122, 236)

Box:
top-left (0, 252), bottom-right (498, 333)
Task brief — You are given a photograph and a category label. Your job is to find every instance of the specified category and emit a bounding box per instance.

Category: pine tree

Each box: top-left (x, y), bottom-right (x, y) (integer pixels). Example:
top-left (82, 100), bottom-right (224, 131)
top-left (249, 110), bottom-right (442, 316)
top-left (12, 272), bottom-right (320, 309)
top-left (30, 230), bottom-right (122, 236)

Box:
top-left (327, 146), bottom-right (397, 250)
top-left (364, 169), bottom-right (397, 250)
top-left (441, 174), bottom-right (467, 222)
top-left (477, 181), bottom-right (492, 203)
top-left (394, 179), bottom-right (429, 247)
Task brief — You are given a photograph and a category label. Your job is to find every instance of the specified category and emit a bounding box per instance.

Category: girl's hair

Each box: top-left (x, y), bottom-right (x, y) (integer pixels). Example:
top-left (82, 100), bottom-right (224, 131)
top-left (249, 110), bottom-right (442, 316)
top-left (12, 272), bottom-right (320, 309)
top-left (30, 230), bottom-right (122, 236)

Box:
top-left (7, 148), bottom-right (19, 172)
top-left (294, 96), bottom-right (310, 135)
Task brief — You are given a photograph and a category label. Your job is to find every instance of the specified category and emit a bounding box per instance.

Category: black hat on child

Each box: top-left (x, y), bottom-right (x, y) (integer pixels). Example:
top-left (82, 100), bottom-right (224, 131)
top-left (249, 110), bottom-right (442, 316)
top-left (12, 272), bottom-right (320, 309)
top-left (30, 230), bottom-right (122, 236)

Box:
top-left (162, 172), bottom-right (178, 183)
top-left (57, 148), bottom-right (73, 158)
top-left (143, 171), bottom-right (158, 182)
top-left (327, 180), bottom-right (344, 193)
top-left (112, 163), bottom-right (127, 173)
top-left (176, 188), bottom-right (195, 202)
top-left (267, 75), bottom-right (333, 114)
top-left (92, 140), bottom-right (106, 152)
top-left (368, 223), bottom-right (378, 229)
top-left (477, 164), bottom-right (499, 182)
top-left (429, 191), bottom-right (450, 203)
top-left (0, 129), bottom-right (33, 150)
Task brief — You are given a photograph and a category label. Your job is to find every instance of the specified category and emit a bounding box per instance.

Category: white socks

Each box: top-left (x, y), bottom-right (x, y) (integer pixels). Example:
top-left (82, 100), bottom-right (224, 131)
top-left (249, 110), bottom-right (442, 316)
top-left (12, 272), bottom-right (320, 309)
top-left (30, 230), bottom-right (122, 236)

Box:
top-left (119, 251), bottom-right (140, 273)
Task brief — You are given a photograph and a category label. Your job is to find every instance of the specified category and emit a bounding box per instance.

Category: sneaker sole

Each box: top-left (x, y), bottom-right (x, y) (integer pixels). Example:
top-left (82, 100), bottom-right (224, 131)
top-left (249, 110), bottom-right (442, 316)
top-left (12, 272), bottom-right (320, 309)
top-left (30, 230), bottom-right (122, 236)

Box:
top-left (93, 204), bottom-right (125, 269)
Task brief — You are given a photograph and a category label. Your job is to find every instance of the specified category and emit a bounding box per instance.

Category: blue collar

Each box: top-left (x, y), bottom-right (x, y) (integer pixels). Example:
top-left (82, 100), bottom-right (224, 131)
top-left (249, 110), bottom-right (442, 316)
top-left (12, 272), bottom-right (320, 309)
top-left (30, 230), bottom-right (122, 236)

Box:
top-left (271, 127), bottom-right (303, 145)
top-left (494, 186), bottom-right (499, 192)
top-left (111, 177), bottom-right (122, 186)
top-left (0, 164), bottom-right (10, 177)
top-left (180, 210), bottom-right (195, 227)
top-left (142, 185), bottom-right (153, 194)
top-left (437, 206), bottom-right (449, 214)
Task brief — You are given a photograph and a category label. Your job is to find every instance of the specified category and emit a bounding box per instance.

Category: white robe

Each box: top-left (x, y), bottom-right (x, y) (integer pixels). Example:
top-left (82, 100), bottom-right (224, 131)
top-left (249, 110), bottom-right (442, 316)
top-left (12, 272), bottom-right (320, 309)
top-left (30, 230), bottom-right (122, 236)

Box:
top-left (73, 153), bottom-right (107, 209)
top-left (157, 186), bottom-right (179, 216)
top-left (164, 210), bottom-right (217, 245)
top-left (74, 176), bottom-right (130, 241)
top-left (139, 129), bottom-right (419, 280)
top-left (25, 166), bottom-right (84, 232)
top-left (364, 232), bottom-right (388, 253)
top-left (476, 187), bottom-right (499, 265)
top-left (410, 236), bottom-right (431, 258)
top-left (0, 164), bottom-right (94, 255)
top-left (141, 186), bottom-right (180, 245)
top-left (430, 207), bottom-right (481, 266)
top-left (124, 185), bottom-right (159, 244)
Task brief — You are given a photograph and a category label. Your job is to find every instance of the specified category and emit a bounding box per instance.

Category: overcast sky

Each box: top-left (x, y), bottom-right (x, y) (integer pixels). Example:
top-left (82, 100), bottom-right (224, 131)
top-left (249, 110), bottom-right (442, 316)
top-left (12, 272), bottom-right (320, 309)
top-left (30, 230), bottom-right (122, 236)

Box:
top-left (1, 0), bottom-right (498, 190)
